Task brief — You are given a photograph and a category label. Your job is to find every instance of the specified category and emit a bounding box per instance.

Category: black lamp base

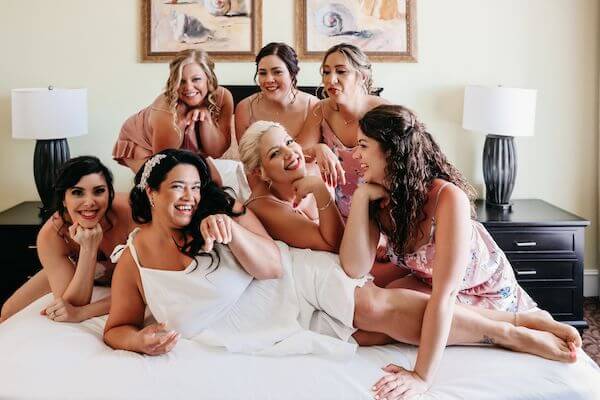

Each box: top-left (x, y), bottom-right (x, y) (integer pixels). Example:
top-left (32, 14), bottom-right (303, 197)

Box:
top-left (33, 139), bottom-right (70, 219)
top-left (483, 134), bottom-right (516, 211)
top-left (485, 200), bottom-right (513, 212)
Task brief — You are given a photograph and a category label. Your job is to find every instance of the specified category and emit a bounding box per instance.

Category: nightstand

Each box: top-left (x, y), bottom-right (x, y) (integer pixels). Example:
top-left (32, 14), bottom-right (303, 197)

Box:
top-left (476, 199), bottom-right (589, 330)
top-left (0, 201), bottom-right (44, 306)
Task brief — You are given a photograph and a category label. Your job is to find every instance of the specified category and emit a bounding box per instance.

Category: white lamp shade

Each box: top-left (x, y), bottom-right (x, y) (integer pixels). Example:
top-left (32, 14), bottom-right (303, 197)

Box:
top-left (462, 85), bottom-right (537, 137)
top-left (11, 88), bottom-right (88, 140)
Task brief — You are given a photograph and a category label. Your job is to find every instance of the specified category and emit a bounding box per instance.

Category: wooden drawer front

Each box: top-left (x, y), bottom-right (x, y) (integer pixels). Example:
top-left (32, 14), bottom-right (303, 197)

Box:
top-left (0, 227), bottom-right (38, 263)
top-left (0, 263), bottom-right (42, 305)
top-left (523, 286), bottom-right (577, 319)
top-left (492, 230), bottom-right (575, 255)
top-left (511, 260), bottom-right (576, 282)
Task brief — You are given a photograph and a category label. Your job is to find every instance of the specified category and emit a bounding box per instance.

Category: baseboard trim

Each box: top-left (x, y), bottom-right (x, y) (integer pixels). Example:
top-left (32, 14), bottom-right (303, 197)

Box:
top-left (584, 269), bottom-right (599, 297)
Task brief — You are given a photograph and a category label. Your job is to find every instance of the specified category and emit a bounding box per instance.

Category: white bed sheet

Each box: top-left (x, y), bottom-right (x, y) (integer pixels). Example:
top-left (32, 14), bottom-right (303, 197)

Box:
top-left (0, 288), bottom-right (599, 400)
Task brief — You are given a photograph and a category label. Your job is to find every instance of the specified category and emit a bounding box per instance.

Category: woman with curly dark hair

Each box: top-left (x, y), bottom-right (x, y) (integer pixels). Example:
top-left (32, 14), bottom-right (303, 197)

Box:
top-left (341, 104), bottom-right (583, 399)
top-left (0, 156), bottom-right (134, 323)
top-left (104, 149), bottom-right (282, 356)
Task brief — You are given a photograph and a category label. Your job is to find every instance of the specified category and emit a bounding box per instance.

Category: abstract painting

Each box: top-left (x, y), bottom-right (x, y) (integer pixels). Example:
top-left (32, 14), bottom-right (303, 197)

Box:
top-left (143, 0), bottom-right (262, 61)
top-left (296, 0), bottom-right (417, 62)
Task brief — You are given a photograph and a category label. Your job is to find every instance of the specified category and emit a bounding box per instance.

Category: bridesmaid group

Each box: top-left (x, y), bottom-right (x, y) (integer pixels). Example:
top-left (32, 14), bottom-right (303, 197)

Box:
top-left (0, 42), bottom-right (582, 400)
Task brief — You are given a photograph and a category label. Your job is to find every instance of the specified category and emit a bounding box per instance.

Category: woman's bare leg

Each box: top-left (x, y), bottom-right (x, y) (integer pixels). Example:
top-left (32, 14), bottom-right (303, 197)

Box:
top-left (353, 282), bottom-right (575, 362)
top-left (0, 270), bottom-right (50, 322)
top-left (388, 275), bottom-right (581, 348)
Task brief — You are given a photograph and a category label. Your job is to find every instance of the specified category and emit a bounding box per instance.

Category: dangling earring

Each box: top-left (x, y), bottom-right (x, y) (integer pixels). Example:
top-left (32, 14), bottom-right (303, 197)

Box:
top-left (149, 196), bottom-right (155, 208)
top-left (266, 179), bottom-right (273, 190)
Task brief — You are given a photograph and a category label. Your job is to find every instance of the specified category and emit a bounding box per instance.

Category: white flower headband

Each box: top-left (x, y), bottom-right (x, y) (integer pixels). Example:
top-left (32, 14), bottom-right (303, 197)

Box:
top-left (137, 154), bottom-right (167, 190)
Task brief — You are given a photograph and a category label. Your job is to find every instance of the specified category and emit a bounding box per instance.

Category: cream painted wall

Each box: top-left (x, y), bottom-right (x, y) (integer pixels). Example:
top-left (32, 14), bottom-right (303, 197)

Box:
top-left (0, 0), bottom-right (598, 268)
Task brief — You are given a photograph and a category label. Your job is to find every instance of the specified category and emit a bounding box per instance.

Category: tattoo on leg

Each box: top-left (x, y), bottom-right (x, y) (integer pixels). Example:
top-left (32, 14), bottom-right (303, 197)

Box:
top-left (480, 335), bottom-right (495, 345)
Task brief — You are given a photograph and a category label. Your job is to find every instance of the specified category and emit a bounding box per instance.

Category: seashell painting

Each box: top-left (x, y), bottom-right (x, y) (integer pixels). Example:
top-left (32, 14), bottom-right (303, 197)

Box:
top-left (143, 0), bottom-right (261, 61)
top-left (297, 0), bottom-right (417, 62)
top-left (314, 3), bottom-right (373, 38)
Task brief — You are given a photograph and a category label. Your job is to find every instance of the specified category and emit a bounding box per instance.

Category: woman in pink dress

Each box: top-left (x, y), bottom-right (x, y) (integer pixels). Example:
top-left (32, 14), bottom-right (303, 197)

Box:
top-left (0, 156), bottom-right (135, 323)
top-left (235, 42), bottom-right (319, 143)
top-left (297, 43), bottom-right (387, 219)
top-left (113, 49), bottom-right (233, 174)
top-left (342, 104), bottom-right (582, 399)
top-left (237, 120), bottom-right (580, 371)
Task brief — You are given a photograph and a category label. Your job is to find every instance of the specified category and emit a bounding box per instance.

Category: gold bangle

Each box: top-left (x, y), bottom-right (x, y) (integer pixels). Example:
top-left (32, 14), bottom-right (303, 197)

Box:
top-left (318, 196), bottom-right (334, 211)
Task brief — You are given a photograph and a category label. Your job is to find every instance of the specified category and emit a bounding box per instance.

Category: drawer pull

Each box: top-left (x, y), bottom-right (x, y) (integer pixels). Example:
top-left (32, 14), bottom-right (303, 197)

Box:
top-left (27, 245), bottom-right (37, 249)
top-left (514, 241), bottom-right (537, 247)
top-left (516, 269), bottom-right (537, 276)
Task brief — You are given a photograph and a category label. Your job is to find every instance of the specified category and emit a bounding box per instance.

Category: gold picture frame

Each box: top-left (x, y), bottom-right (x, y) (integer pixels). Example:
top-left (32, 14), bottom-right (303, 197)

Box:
top-left (296, 0), bottom-right (417, 62)
top-left (142, 0), bottom-right (262, 62)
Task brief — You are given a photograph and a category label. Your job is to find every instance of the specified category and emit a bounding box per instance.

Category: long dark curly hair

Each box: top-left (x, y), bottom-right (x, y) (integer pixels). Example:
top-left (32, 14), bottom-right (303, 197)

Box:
top-left (130, 149), bottom-right (243, 268)
top-left (359, 104), bottom-right (477, 256)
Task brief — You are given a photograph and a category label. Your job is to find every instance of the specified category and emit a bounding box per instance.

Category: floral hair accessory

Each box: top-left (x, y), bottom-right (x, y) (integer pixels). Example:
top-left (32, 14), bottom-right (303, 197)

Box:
top-left (137, 154), bottom-right (167, 190)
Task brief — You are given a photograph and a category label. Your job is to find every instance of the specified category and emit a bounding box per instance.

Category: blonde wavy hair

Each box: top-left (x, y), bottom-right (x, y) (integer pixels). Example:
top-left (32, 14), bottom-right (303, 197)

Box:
top-left (320, 43), bottom-right (373, 96)
top-left (164, 49), bottom-right (221, 129)
top-left (238, 121), bottom-right (284, 174)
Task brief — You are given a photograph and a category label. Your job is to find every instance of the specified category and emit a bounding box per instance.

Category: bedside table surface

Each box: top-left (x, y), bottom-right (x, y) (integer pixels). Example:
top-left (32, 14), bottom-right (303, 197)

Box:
top-left (475, 199), bottom-right (590, 227)
top-left (0, 201), bottom-right (44, 226)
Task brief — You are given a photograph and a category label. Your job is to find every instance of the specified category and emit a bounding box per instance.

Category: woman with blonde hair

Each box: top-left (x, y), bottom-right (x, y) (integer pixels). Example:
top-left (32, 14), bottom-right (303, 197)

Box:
top-left (237, 120), bottom-right (578, 375)
top-left (297, 43), bottom-right (388, 218)
top-left (113, 49), bottom-right (233, 173)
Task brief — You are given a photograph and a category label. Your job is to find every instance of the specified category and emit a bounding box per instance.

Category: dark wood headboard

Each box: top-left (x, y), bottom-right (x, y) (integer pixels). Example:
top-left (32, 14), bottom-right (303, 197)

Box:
top-left (224, 85), bottom-right (383, 108)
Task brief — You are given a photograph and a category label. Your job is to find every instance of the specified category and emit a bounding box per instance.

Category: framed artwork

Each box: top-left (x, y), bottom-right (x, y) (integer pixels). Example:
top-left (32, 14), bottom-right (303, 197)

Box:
top-left (142, 0), bottom-right (262, 61)
top-left (295, 0), bottom-right (417, 62)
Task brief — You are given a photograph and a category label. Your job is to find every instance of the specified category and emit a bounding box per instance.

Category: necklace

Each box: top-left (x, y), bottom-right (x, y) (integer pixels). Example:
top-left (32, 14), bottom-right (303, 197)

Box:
top-left (330, 102), bottom-right (356, 126)
top-left (257, 91), bottom-right (295, 118)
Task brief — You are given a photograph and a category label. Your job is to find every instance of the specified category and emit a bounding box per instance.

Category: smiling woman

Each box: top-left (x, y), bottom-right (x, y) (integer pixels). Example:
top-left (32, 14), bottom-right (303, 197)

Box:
top-left (0, 156), bottom-right (135, 323)
top-left (104, 149), bottom-right (282, 355)
top-left (113, 49), bottom-right (234, 174)
top-left (235, 43), bottom-right (319, 144)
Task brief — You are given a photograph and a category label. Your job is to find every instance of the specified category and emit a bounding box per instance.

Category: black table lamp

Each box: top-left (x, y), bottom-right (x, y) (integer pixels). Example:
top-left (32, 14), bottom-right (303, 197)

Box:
top-left (462, 85), bottom-right (537, 211)
top-left (11, 87), bottom-right (88, 218)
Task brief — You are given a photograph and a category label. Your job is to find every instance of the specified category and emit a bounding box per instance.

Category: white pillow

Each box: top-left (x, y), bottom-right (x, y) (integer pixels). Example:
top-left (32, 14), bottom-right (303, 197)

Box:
top-left (212, 158), bottom-right (251, 202)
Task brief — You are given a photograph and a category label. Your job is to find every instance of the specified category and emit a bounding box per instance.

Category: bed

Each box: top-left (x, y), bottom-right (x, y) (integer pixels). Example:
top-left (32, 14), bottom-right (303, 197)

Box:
top-left (1, 285), bottom-right (599, 399)
top-left (0, 161), bottom-right (599, 400)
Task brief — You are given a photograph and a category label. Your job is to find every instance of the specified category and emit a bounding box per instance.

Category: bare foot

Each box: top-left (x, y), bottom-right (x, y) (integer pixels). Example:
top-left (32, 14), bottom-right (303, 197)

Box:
top-left (506, 326), bottom-right (576, 363)
top-left (517, 310), bottom-right (582, 348)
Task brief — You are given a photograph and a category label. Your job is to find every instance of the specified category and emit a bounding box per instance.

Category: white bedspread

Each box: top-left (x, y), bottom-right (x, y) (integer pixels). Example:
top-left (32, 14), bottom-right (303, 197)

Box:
top-left (0, 286), bottom-right (599, 400)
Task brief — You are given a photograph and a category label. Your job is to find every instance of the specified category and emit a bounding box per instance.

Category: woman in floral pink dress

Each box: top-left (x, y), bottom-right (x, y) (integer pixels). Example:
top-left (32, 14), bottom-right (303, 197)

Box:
top-left (341, 104), bottom-right (583, 400)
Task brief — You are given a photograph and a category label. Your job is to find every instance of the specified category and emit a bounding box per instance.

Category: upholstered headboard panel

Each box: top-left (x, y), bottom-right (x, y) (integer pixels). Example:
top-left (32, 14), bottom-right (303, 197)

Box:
top-left (223, 85), bottom-right (383, 108)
